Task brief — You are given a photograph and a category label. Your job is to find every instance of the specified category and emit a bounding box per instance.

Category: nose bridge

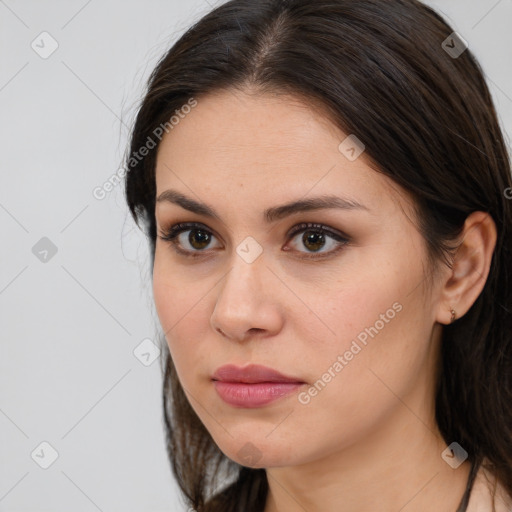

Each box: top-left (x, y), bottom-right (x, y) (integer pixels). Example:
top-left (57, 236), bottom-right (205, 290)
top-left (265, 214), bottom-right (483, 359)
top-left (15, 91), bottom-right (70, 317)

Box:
top-left (211, 247), bottom-right (281, 340)
top-left (218, 249), bottom-right (266, 310)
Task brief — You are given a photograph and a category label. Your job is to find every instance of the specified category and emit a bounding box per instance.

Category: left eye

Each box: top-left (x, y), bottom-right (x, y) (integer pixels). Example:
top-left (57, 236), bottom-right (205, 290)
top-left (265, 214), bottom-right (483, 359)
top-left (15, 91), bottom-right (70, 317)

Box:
top-left (286, 222), bottom-right (349, 258)
top-left (158, 222), bottom-right (349, 259)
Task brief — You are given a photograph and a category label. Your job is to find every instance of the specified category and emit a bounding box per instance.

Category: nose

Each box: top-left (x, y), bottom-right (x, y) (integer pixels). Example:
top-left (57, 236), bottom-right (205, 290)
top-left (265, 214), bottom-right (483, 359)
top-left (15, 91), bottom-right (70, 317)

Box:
top-left (210, 252), bottom-right (284, 342)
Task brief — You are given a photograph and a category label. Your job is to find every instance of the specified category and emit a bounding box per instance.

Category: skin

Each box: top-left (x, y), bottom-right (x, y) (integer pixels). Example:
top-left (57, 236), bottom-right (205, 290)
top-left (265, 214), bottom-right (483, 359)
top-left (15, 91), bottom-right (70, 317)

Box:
top-left (152, 87), bottom-right (497, 512)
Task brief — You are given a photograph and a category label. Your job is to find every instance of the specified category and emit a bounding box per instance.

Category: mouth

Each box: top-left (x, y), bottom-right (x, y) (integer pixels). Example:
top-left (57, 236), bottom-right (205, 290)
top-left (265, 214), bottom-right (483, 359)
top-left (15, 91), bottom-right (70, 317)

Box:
top-left (211, 364), bottom-right (306, 408)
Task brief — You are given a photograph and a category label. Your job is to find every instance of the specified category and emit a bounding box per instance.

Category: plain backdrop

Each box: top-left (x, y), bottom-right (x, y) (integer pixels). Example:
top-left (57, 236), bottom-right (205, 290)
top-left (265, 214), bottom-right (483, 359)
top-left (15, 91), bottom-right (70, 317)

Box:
top-left (1, 0), bottom-right (511, 510)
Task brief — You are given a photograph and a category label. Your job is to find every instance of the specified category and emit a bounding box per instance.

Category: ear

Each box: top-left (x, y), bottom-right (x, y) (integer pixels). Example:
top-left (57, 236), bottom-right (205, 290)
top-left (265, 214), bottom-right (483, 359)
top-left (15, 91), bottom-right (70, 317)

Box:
top-left (435, 211), bottom-right (497, 325)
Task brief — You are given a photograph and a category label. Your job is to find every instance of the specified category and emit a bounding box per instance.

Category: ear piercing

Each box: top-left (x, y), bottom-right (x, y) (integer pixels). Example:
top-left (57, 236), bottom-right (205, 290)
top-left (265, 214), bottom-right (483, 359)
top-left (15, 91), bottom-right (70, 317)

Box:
top-left (450, 309), bottom-right (457, 323)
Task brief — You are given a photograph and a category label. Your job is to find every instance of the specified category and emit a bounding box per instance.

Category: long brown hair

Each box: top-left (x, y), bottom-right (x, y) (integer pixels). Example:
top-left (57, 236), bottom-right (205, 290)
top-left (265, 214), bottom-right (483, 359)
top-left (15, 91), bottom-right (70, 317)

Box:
top-left (123, 1), bottom-right (512, 510)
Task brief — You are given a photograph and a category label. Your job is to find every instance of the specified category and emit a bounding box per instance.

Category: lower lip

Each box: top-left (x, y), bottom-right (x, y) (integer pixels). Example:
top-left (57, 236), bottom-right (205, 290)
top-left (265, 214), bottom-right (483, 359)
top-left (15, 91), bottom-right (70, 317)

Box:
top-left (213, 381), bottom-right (304, 408)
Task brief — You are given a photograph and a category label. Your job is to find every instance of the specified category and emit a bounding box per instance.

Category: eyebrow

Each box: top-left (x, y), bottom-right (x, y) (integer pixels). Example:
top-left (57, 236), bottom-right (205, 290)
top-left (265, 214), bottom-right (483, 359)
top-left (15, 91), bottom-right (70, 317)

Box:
top-left (156, 189), bottom-right (369, 223)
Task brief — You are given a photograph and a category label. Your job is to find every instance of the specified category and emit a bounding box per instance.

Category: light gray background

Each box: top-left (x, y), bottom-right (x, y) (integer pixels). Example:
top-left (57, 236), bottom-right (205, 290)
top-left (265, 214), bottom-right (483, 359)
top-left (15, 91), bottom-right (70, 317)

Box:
top-left (1, 1), bottom-right (511, 511)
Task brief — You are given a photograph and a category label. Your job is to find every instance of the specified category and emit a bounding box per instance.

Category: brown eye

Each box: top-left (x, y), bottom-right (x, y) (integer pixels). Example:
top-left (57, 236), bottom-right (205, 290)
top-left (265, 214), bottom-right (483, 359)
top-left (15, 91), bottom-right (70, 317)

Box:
top-left (158, 222), bottom-right (221, 257)
top-left (286, 223), bottom-right (349, 259)
top-left (301, 231), bottom-right (327, 252)
top-left (186, 228), bottom-right (212, 250)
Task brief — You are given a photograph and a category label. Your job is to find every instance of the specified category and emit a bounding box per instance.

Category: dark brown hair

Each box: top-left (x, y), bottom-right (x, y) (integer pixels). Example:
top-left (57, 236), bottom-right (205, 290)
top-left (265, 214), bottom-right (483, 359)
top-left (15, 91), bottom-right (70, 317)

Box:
top-left (123, 1), bottom-right (512, 510)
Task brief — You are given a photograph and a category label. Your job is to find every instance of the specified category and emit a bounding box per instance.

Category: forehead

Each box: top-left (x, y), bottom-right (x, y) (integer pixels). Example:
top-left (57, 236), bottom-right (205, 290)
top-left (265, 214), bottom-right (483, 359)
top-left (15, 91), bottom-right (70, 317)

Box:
top-left (154, 88), bottom-right (413, 218)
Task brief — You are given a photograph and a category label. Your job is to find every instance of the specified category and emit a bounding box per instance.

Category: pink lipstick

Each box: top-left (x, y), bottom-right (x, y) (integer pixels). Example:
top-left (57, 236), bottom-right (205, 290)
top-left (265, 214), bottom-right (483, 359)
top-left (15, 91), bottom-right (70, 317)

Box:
top-left (212, 364), bottom-right (305, 408)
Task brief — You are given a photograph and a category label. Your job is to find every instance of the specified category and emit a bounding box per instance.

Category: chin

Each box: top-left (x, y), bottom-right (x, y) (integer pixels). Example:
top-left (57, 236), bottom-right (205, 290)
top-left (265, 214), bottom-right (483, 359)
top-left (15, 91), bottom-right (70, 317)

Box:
top-left (214, 436), bottom-right (298, 469)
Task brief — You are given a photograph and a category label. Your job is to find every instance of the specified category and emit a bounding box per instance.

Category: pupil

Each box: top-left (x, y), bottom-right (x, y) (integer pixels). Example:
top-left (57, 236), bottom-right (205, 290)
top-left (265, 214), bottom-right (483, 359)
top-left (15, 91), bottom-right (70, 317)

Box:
top-left (303, 231), bottom-right (325, 252)
top-left (190, 229), bottom-right (210, 250)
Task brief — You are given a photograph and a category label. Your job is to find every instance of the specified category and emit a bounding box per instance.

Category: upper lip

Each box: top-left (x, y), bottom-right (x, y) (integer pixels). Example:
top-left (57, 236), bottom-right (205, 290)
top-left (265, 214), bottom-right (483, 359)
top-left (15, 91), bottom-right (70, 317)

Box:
top-left (212, 364), bottom-right (305, 384)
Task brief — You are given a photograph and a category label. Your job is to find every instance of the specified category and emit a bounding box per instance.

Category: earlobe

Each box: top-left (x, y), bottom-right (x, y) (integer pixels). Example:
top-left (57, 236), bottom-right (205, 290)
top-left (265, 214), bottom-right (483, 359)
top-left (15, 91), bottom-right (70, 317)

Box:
top-left (436, 211), bottom-right (497, 325)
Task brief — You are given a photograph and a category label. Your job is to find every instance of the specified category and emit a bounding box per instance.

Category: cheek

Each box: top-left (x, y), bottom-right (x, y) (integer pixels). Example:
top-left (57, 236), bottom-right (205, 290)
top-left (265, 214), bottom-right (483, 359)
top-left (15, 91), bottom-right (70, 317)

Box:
top-left (152, 249), bottom-right (199, 331)
top-left (295, 253), bottom-right (429, 402)
top-left (152, 256), bottom-right (178, 334)
top-left (296, 266), bottom-right (406, 357)
top-left (152, 258), bottom-right (207, 372)
top-left (286, 293), bottom-right (427, 457)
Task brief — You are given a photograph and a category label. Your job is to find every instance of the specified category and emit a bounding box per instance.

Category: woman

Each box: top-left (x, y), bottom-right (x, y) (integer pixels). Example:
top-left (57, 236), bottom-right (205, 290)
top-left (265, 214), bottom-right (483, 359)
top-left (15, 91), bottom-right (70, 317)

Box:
top-left (124, 0), bottom-right (512, 510)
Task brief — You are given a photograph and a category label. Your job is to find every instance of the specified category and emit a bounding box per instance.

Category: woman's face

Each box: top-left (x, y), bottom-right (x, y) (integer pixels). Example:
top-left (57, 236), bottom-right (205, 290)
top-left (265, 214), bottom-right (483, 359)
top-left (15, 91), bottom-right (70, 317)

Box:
top-left (153, 88), bottom-right (445, 468)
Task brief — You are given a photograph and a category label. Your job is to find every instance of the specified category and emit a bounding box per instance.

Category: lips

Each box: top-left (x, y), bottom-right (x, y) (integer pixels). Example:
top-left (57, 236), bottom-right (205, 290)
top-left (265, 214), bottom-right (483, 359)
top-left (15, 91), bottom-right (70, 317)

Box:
top-left (211, 364), bottom-right (305, 408)
top-left (212, 364), bottom-right (305, 384)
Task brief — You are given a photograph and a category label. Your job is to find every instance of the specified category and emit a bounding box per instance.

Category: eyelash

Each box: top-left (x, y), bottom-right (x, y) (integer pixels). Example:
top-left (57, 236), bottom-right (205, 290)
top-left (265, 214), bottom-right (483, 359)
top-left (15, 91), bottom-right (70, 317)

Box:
top-left (157, 222), bottom-right (350, 260)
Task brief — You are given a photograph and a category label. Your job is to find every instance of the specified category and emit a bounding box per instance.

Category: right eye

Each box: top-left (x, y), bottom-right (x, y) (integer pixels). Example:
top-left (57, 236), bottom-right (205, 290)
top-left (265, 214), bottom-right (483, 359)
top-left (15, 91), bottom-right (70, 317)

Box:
top-left (158, 222), bottom-right (222, 258)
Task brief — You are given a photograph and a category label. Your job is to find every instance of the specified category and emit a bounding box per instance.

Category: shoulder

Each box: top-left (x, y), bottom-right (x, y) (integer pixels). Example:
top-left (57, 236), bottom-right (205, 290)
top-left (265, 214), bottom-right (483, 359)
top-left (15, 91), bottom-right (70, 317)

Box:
top-left (467, 461), bottom-right (512, 512)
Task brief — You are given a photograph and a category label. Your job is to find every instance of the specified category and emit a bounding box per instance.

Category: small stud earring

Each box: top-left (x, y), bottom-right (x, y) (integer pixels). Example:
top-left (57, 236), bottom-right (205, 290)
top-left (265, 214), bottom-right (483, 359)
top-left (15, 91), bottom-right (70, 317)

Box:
top-left (450, 309), bottom-right (456, 323)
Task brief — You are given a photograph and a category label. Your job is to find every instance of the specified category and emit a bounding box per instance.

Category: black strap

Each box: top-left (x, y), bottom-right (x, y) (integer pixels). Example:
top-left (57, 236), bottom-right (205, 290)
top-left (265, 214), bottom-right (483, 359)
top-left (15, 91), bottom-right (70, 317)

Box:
top-left (455, 459), bottom-right (480, 512)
